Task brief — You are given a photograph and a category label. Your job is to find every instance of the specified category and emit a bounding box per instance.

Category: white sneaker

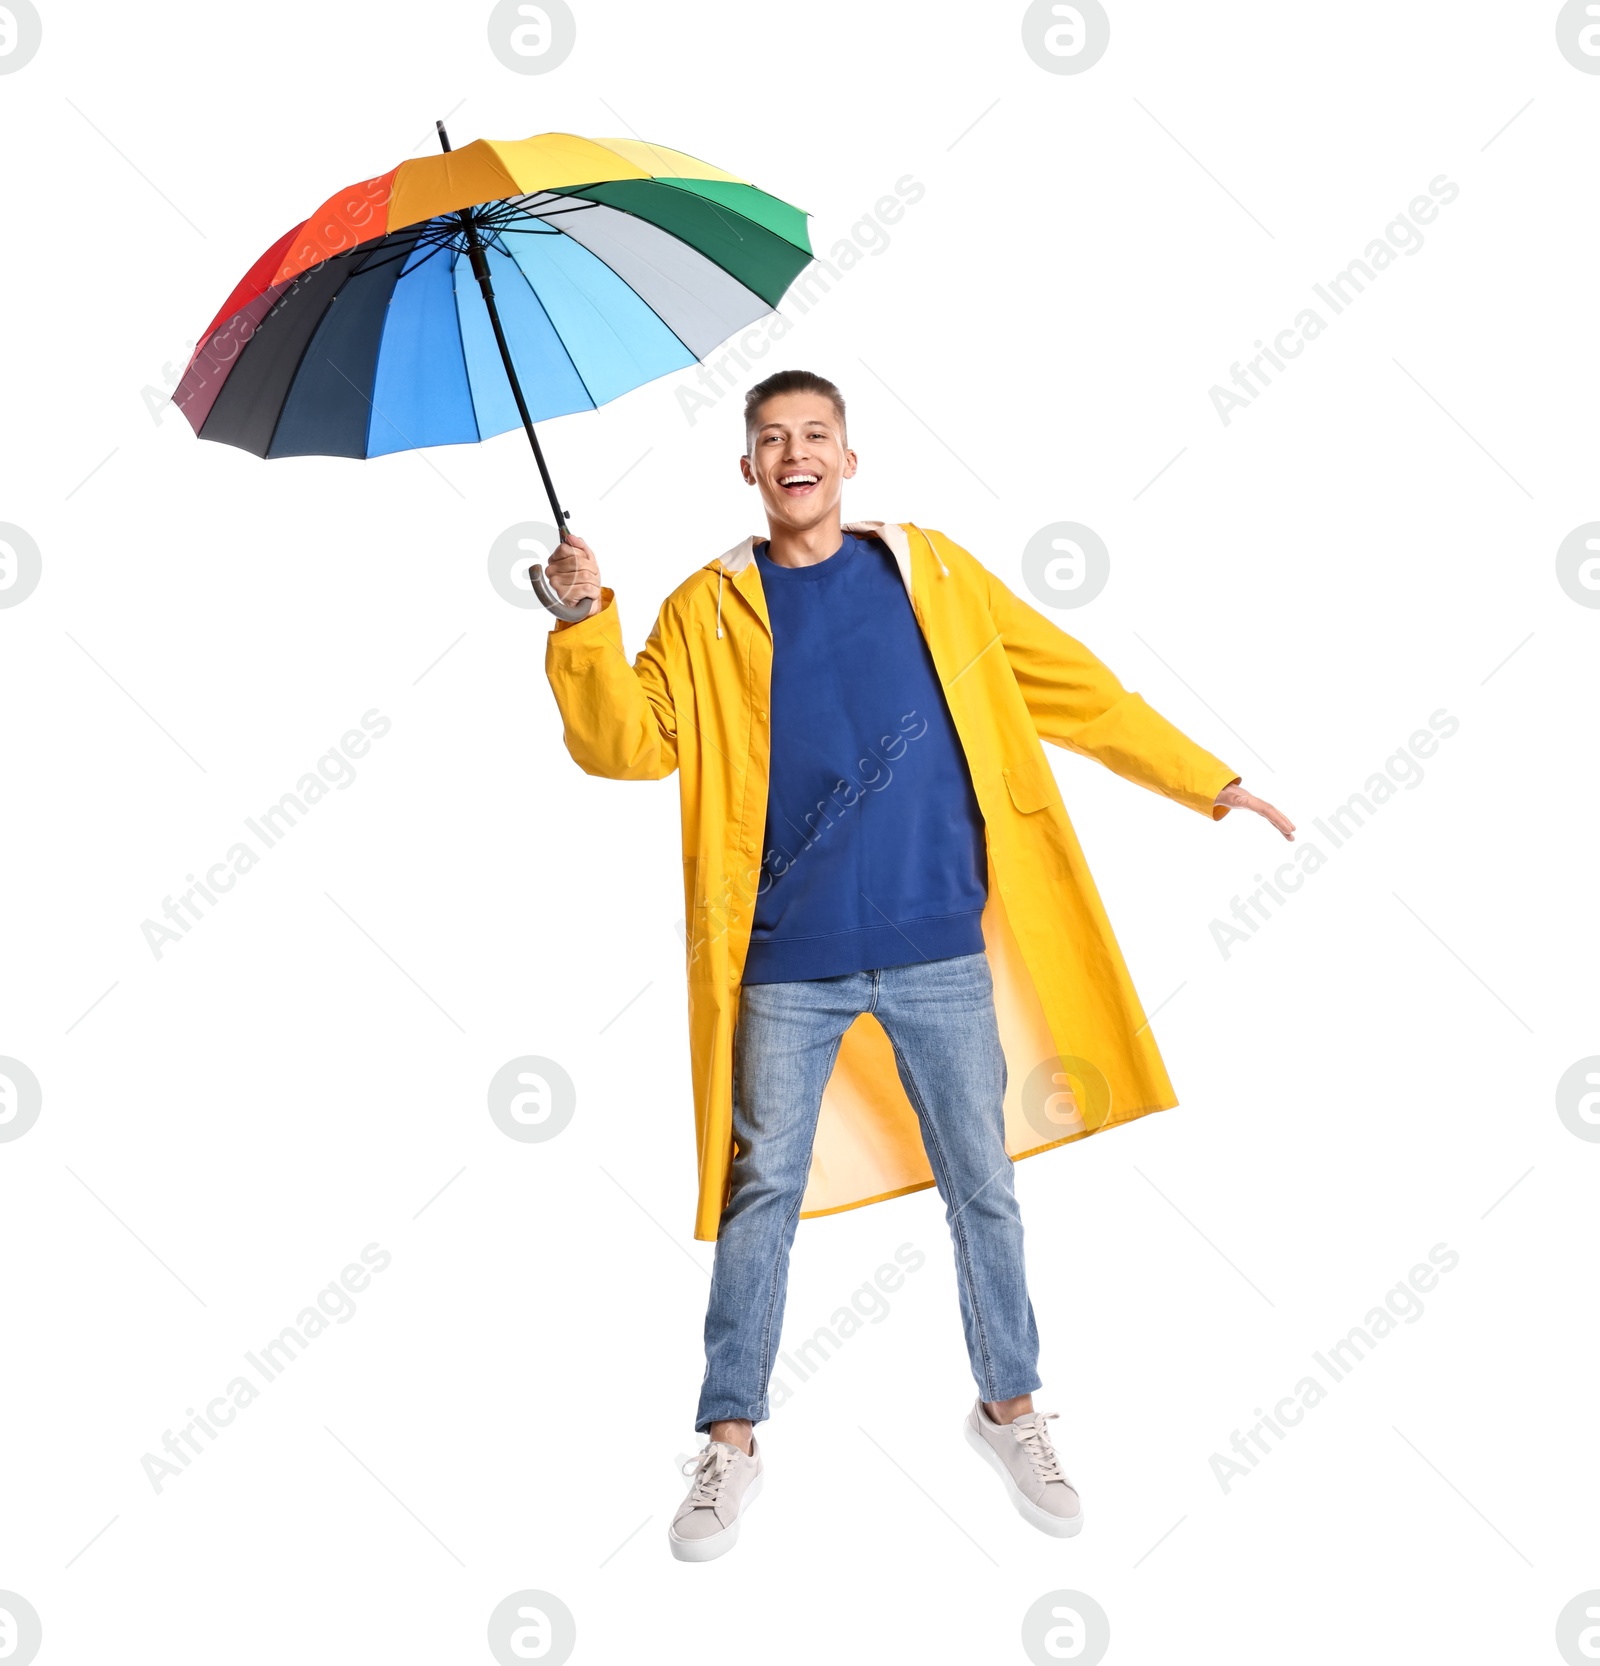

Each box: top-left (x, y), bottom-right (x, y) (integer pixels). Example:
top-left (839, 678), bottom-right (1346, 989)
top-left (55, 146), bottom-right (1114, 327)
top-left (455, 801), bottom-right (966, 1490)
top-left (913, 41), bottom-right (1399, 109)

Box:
top-left (964, 1400), bottom-right (1083, 1537)
top-left (667, 1438), bottom-right (764, 1562)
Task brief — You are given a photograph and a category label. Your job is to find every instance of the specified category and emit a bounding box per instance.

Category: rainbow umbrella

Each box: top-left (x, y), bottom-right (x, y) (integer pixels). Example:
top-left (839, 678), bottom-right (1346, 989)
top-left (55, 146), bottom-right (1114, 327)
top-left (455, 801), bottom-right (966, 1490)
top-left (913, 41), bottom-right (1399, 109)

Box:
top-left (173, 124), bottom-right (813, 617)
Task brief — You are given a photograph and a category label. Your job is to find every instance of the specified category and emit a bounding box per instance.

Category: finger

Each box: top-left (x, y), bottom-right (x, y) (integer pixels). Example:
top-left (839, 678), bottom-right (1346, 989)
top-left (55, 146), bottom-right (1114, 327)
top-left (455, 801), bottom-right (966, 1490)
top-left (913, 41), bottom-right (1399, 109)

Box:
top-left (547, 551), bottom-right (597, 579)
top-left (1254, 796), bottom-right (1294, 829)
top-left (551, 573), bottom-right (599, 603)
top-left (1225, 784), bottom-right (1297, 841)
top-left (1236, 791), bottom-right (1290, 835)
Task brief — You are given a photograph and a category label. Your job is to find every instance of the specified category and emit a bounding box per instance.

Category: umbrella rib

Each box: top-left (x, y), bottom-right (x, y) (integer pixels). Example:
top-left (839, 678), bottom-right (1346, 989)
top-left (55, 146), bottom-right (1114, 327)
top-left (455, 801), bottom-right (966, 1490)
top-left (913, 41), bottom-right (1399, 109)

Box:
top-left (485, 230), bottom-right (601, 417)
top-left (546, 199), bottom-right (781, 352)
top-left (356, 233), bottom-right (458, 457)
top-left (557, 177), bottom-right (757, 250)
top-left (321, 357), bottom-right (462, 489)
top-left (431, 189), bottom-right (776, 387)
top-left (257, 253), bottom-right (370, 459)
top-left (502, 203), bottom-right (603, 226)
top-left (448, 246), bottom-right (484, 444)
top-left (241, 249), bottom-right (361, 456)
top-left (326, 229), bottom-right (461, 456)
top-left (516, 205), bottom-right (715, 374)
top-left (644, 177), bottom-right (754, 248)
top-left (512, 188), bottom-right (605, 214)
top-left (259, 230), bottom-right (422, 458)
top-left (351, 235), bottom-right (447, 279)
top-left (625, 175), bottom-right (809, 252)
top-left (539, 185), bottom-right (808, 315)
top-left (568, 166), bottom-right (776, 252)
top-left (197, 237), bottom-right (375, 437)
top-left (398, 184), bottom-right (799, 379)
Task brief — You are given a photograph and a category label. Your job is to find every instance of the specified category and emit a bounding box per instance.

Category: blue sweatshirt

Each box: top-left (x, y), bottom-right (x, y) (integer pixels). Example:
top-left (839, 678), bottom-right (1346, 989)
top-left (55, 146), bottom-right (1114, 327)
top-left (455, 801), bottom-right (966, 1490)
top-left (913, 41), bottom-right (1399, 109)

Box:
top-left (742, 531), bottom-right (989, 985)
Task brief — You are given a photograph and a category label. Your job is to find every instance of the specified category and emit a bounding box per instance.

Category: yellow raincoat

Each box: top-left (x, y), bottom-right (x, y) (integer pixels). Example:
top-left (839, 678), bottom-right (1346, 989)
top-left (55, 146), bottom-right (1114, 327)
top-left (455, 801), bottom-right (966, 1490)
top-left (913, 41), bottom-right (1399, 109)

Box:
top-left (545, 522), bottom-right (1240, 1240)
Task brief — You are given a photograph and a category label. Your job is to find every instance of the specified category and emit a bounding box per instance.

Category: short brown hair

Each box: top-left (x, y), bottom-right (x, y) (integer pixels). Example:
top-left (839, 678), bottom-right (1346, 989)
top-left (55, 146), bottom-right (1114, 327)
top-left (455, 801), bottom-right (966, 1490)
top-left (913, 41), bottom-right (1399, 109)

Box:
top-left (742, 369), bottom-right (847, 455)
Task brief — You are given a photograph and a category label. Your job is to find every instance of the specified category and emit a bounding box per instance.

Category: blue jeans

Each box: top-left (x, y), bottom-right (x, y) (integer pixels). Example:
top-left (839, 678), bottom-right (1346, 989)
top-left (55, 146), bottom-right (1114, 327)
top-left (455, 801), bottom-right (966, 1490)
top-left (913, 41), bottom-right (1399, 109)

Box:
top-left (695, 951), bottom-right (1041, 1431)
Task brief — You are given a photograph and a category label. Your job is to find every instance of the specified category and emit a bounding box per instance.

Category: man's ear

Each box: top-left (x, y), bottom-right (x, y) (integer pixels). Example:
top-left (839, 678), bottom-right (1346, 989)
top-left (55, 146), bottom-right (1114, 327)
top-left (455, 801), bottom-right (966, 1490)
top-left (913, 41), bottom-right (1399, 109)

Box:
top-left (842, 448), bottom-right (859, 480)
top-left (739, 455), bottom-right (756, 485)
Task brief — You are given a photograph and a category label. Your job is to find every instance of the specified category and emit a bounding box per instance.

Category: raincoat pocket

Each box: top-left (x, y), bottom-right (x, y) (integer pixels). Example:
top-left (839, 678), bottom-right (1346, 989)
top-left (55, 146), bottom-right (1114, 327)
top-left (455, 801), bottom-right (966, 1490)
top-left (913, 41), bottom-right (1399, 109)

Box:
top-left (683, 855), bottom-right (737, 982)
top-left (1002, 757), bottom-right (1062, 814)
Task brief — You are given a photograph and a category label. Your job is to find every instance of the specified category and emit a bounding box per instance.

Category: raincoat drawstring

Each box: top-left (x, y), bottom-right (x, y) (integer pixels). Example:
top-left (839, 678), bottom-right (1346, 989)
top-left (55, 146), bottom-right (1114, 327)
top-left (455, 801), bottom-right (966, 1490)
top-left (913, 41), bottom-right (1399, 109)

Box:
top-left (920, 526), bottom-right (949, 578)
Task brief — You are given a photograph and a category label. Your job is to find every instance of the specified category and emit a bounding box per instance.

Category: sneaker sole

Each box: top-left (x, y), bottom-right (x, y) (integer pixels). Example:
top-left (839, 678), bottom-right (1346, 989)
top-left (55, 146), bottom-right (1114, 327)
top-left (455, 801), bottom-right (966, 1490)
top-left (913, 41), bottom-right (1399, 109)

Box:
top-left (667, 1471), bottom-right (764, 1562)
top-left (963, 1421), bottom-right (1083, 1538)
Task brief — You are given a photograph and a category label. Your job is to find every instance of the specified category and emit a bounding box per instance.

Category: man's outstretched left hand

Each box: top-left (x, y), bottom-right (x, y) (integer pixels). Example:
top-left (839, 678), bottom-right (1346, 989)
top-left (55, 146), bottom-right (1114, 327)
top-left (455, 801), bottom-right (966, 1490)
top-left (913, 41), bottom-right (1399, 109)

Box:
top-left (1216, 780), bottom-right (1295, 841)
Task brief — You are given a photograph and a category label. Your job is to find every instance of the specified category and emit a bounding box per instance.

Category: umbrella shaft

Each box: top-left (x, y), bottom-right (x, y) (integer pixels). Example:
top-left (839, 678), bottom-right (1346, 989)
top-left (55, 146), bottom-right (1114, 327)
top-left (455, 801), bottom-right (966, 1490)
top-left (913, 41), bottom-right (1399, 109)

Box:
top-left (461, 213), bottom-right (570, 543)
top-left (437, 119), bottom-right (570, 544)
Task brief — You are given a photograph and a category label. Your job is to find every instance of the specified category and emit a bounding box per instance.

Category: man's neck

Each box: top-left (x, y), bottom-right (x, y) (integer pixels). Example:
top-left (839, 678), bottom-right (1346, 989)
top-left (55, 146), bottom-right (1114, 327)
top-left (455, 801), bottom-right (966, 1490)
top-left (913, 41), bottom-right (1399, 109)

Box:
top-left (763, 510), bottom-right (846, 569)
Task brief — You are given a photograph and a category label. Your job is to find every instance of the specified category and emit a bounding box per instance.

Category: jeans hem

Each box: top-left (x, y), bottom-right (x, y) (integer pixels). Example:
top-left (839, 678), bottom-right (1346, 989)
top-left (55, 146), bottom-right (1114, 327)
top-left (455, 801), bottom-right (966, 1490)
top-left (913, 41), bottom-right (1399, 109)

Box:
top-left (978, 1375), bottom-right (1044, 1403)
top-left (694, 1401), bottom-right (767, 1434)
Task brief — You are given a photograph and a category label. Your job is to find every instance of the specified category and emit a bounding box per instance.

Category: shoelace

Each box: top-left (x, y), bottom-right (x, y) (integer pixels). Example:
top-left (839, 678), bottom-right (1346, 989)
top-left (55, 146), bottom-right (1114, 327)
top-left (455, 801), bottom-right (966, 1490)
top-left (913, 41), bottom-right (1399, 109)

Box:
top-left (681, 1441), bottom-right (738, 1507)
top-left (1011, 1413), bottom-right (1069, 1485)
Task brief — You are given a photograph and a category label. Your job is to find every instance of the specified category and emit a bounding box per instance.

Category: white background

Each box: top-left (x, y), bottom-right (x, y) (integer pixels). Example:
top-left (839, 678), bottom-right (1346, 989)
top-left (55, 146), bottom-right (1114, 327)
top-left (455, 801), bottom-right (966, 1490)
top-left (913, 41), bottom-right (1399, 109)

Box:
top-left (2, 2), bottom-right (1597, 1662)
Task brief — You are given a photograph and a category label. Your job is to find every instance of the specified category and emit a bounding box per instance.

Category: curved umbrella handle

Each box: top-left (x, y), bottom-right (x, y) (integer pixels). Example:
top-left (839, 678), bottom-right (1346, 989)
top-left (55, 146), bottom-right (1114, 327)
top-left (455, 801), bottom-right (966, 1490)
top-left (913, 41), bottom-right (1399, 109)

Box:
top-left (528, 561), bottom-right (596, 623)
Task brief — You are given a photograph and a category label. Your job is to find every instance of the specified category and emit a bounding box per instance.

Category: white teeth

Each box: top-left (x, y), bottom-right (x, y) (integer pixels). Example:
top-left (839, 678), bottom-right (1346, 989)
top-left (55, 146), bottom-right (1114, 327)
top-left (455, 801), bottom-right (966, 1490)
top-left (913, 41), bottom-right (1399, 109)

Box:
top-left (779, 474), bottom-right (819, 486)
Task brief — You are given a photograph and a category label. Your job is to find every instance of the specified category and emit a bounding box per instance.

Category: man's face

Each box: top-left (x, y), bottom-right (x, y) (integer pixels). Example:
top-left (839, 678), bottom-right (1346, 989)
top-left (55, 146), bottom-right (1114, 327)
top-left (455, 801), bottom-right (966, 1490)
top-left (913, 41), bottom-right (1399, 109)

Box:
top-left (739, 392), bottom-right (857, 533)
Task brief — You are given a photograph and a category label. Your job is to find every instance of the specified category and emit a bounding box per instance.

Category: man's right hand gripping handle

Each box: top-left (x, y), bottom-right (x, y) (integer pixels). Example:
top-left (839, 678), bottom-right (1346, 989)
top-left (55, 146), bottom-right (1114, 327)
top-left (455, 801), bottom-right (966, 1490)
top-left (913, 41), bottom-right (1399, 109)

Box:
top-left (543, 533), bottom-right (603, 620)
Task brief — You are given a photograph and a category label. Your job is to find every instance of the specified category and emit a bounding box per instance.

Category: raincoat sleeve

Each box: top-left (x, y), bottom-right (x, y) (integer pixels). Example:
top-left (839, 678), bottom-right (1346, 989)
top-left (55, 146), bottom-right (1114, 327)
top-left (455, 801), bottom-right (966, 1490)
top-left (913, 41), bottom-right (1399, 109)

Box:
top-left (977, 561), bottom-right (1240, 820)
top-left (543, 588), bottom-right (679, 781)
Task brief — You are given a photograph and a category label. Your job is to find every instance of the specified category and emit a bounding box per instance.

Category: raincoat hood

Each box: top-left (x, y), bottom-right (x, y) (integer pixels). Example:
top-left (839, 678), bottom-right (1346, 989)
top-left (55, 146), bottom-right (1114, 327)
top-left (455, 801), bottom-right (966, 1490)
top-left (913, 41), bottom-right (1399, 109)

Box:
top-left (707, 522), bottom-right (942, 639)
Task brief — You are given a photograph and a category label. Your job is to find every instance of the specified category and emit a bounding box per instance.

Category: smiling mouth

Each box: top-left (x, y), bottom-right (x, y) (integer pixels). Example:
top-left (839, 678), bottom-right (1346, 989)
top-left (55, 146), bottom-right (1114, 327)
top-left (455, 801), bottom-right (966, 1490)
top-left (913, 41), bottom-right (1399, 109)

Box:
top-left (777, 472), bottom-right (820, 495)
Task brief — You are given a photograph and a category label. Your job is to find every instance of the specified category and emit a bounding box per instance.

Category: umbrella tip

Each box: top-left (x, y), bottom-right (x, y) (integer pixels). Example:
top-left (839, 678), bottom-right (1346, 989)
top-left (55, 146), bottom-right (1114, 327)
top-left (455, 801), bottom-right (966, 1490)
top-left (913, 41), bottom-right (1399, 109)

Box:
top-left (436, 119), bottom-right (452, 153)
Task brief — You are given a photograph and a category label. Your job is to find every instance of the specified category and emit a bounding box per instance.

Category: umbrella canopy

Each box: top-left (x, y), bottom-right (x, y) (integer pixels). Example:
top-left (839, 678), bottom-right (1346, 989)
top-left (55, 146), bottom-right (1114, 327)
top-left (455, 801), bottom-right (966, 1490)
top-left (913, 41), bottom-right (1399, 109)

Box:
top-left (173, 132), bottom-right (813, 461)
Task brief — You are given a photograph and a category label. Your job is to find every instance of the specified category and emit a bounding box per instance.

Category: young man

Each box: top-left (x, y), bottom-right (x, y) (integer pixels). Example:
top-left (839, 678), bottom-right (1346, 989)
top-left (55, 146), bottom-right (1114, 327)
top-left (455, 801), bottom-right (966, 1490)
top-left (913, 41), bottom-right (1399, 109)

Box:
top-left (544, 370), bottom-right (1292, 1563)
